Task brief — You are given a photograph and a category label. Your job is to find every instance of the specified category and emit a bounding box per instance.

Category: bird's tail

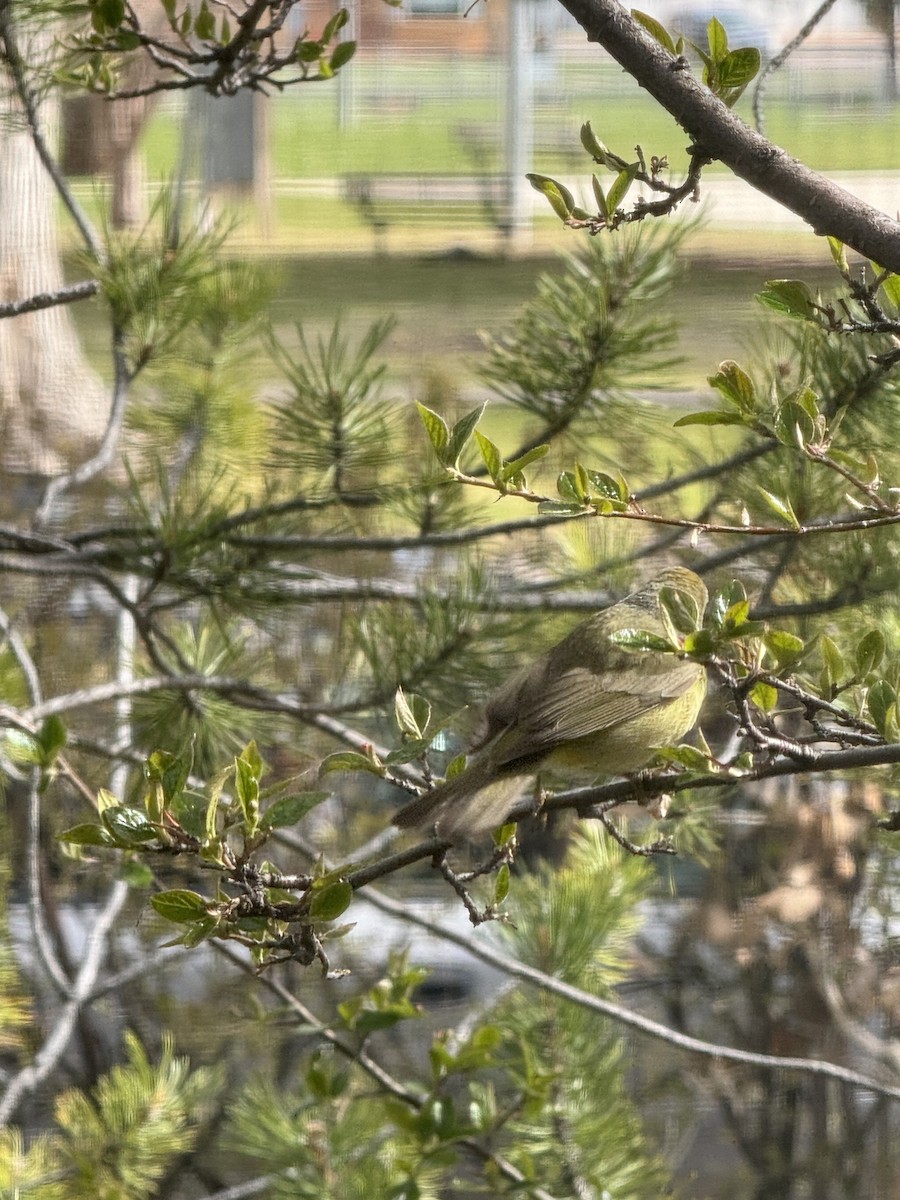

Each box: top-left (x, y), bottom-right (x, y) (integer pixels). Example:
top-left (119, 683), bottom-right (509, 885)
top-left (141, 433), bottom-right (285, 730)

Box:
top-left (393, 758), bottom-right (527, 840)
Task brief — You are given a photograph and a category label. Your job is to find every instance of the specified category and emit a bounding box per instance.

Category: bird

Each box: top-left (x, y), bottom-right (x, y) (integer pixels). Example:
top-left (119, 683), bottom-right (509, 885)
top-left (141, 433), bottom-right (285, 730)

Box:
top-left (393, 567), bottom-right (708, 841)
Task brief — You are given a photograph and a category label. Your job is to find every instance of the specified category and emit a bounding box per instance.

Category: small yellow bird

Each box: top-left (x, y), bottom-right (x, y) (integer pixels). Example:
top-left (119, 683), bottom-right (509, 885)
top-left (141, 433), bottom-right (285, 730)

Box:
top-left (393, 567), bottom-right (708, 840)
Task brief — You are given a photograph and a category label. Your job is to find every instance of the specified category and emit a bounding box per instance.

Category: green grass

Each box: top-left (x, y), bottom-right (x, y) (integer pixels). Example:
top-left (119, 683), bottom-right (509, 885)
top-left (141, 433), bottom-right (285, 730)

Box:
top-left (139, 58), bottom-right (900, 188)
top-left (121, 55), bottom-right (900, 264)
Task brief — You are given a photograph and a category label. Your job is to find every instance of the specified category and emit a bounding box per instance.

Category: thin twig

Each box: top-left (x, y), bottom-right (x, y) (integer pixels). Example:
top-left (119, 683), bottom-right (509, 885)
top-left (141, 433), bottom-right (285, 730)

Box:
top-left (752, 0), bottom-right (840, 136)
top-left (0, 280), bottom-right (100, 319)
top-left (0, 880), bottom-right (130, 1127)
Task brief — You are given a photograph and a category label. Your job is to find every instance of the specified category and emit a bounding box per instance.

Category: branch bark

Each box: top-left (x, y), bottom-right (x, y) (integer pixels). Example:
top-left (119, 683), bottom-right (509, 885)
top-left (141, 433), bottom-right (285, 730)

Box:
top-left (552, 0), bottom-right (900, 271)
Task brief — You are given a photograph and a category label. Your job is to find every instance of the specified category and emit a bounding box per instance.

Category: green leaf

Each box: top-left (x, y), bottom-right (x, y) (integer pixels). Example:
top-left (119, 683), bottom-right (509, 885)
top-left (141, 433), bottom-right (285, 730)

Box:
top-left (826, 236), bottom-right (849, 276)
top-left (525, 173), bottom-right (575, 221)
top-left (673, 409), bottom-right (748, 427)
top-left (718, 46), bottom-right (760, 89)
top-left (750, 681), bottom-right (778, 713)
top-left (151, 889), bottom-right (209, 923)
top-left (756, 279), bottom-right (815, 321)
top-left (320, 750), bottom-right (384, 776)
top-left (764, 629), bottom-right (806, 668)
top-left (296, 38), bottom-right (323, 62)
top-left (708, 360), bottom-right (756, 411)
top-left (416, 401), bottom-right (449, 461)
top-left (310, 879), bottom-right (353, 921)
top-left (235, 754), bottom-right (260, 832)
top-left (880, 273), bottom-right (900, 313)
top-left (445, 403), bottom-right (486, 467)
top-left (722, 598), bottom-right (751, 632)
top-left (261, 791), bottom-right (330, 830)
top-left (145, 747), bottom-right (192, 806)
top-left (57, 822), bottom-right (115, 847)
top-left (707, 15), bottom-right (728, 61)
top-left (36, 715), bottom-right (67, 766)
top-left (322, 8), bottom-right (349, 41)
top-left (501, 443), bottom-right (549, 482)
top-left (475, 430), bottom-right (503, 483)
top-left (120, 859), bottom-right (154, 887)
top-left (330, 40), bottom-right (356, 70)
top-left (557, 469), bottom-right (582, 504)
top-left (606, 163), bottom-right (640, 214)
top-left (395, 687), bottom-right (431, 738)
top-left (608, 628), bottom-right (675, 653)
top-left (204, 763), bottom-right (233, 844)
top-left (195, 1), bottom-right (215, 38)
top-left (631, 9), bottom-right (676, 54)
top-left (856, 629), bottom-right (886, 677)
top-left (819, 634), bottom-right (845, 685)
top-left (657, 743), bottom-right (712, 771)
top-left (580, 121), bottom-right (612, 163)
top-left (92, 0), bottom-right (125, 31)
top-left (494, 864), bottom-right (510, 905)
top-left (683, 628), bottom-right (717, 656)
top-left (713, 580), bottom-right (747, 624)
top-left (591, 173), bottom-right (609, 220)
top-left (774, 399), bottom-right (816, 448)
top-left (756, 487), bottom-right (801, 530)
top-left (868, 680), bottom-right (897, 738)
top-left (101, 805), bottom-right (160, 846)
top-left (660, 581), bottom-right (704, 631)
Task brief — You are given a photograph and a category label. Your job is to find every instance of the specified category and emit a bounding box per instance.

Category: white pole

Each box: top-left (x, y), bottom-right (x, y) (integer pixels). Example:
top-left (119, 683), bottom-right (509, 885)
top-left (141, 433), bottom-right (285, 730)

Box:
top-left (504, 0), bottom-right (533, 248)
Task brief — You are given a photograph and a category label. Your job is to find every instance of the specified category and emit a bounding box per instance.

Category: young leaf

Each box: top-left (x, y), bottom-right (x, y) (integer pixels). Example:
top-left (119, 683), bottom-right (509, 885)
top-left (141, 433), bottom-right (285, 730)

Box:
top-left (609, 628), bottom-right (676, 653)
top-left (826, 236), bottom-right (849, 276)
top-left (310, 880), bottom-right (353, 921)
top-left (320, 750), bottom-right (385, 776)
top-left (750, 681), bottom-right (778, 713)
top-left (606, 163), bottom-right (640, 214)
top-left (101, 805), bottom-right (160, 846)
top-left (395, 686), bottom-right (431, 738)
top-left (475, 430), bottom-right (503, 483)
top-left (764, 629), bottom-right (806, 668)
top-left (260, 791), bottom-right (330, 831)
top-left (36, 715), bottom-right (67, 766)
top-left (591, 173), bottom-right (609, 220)
top-left (580, 121), bottom-right (620, 167)
top-left (500, 443), bottom-right (549, 482)
top-left (756, 487), bottom-right (801, 530)
top-left (756, 279), bottom-right (815, 321)
top-left (708, 360), bottom-right (756, 411)
top-left (868, 680), bottom-right (897, 739)
top-left (856, 629), bottom-right (886, 677)
top-left (445, 403), bottom-right (486, 467)
top-left (195, 1), bottom-right (215, 38)
top-left (631, 9), bottom-right (677, 55)
top-left (525, 173), bottom-right (575, 221)
top-left (880, 273), bottom-right (900, 313)
top-left (322, 8), bottom-right (349, 41)
top-left (330, 40), bottom-right (356, 70)
top-left (674, 409), bottom-right (747, 427)
top-left (707, 16), bottom-right (728, 61)
top-left (151, 889), bottom-right (210, 924)
top-left (416, 401), bottom-right (450, 461)
top-left (718, 46), bottom-right (760, 90)
top-left (58, 823), bottom-right (116, 847)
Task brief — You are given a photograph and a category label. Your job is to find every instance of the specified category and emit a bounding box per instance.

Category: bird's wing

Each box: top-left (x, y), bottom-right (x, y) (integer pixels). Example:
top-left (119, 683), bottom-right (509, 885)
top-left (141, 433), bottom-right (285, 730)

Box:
top-left (489, 657), bottom-right (702, 768)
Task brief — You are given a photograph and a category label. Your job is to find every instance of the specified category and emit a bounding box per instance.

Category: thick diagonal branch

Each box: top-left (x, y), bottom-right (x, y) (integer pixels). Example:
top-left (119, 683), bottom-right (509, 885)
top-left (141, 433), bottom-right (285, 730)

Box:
top-left (552, 0), bottom-right (900, 272)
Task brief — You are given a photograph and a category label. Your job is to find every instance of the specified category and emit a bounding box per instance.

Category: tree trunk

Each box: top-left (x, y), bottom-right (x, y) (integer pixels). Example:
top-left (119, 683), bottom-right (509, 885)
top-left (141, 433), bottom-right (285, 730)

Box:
top-left (0, 25), bottom-right (109, 479)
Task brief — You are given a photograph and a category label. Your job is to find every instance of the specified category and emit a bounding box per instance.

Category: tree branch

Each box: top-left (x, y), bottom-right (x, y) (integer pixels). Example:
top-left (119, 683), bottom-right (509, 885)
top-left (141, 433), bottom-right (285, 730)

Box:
top-left (551, 0), bottom-right (900, 271)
